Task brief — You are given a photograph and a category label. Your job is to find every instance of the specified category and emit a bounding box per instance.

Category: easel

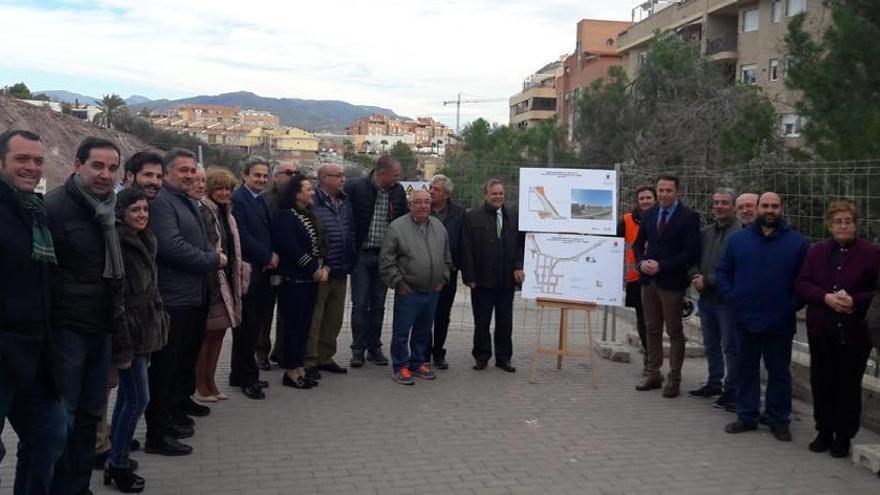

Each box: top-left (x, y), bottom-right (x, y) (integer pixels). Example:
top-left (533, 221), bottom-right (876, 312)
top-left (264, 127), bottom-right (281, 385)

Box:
top-left (529, 298), bottom-right (598, 387)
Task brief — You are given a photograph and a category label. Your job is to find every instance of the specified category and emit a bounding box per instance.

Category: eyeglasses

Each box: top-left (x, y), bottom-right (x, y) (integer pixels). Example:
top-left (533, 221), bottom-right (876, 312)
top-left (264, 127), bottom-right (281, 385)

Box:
top-left (278, 170), bottom-right (297, 177)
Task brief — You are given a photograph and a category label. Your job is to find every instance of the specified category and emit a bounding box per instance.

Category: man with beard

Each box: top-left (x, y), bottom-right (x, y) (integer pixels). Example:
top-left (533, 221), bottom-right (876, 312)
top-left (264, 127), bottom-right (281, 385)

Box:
top-left (717, 192), bottom-right (809, 442)
top-left (119, 152), bottom-right (164, 199)
top-left (735, 193), bottom-right (759, 226)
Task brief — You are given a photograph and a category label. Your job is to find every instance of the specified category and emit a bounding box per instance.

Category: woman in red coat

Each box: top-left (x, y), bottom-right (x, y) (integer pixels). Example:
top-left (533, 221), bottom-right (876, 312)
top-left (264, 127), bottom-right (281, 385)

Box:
top-left (795, 201), bottom-right (880, 458)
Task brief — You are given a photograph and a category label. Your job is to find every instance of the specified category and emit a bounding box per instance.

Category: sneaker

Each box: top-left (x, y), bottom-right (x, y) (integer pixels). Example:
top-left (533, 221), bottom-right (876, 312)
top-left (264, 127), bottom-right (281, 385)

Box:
top-left (770, 423), bottom-right (793, 442)
top-left (688, 385), bottom-right (722, 398)
top-left (367, 349), bottom-right (389, 366)
top-left (411, 364), bottom-right (436, 380)
top-left (350, 350), bottom-right (365, 368)
top-left (392, 368), bottom-right (415, 385)
top-left (712, 392), bottom-right (735, 410)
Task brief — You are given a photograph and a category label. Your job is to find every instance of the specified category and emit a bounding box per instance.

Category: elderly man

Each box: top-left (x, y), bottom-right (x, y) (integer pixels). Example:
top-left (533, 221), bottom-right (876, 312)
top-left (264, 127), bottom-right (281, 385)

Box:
top-left (427, 174), bottom-right (465, 369)
top-left (345, 155), bottom-right (409, 368)
top-left (380, 190), bottom-right (451, 385)
top-left (0, 130), bottom-right (67, 494)
top-left (717, 192), bottom-right (809, 442)
top-left (689, 188), bottom-right (740, 410)
top-left (735, 193), bottom-right (759, 226)
top-left (305, 163), bottom-right (357, 378)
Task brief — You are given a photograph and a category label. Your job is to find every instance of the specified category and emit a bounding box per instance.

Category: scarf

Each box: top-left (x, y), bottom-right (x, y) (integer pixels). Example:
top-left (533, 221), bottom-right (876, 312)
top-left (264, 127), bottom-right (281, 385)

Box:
top-left (0, 175), bottom-right (57, 264)
top-left (70, 174), bottom-right (125, 279)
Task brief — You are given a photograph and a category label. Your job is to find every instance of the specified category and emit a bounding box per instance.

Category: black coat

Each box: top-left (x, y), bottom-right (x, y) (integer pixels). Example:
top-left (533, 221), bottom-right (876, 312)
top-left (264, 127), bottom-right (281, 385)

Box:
top-left (232, 186), bottom-right (273, 269)
top-left (0, 182), bottom-right (54, 387)
top-left (632, 202), bottom-right (702, 291)
top-left (44, 176), bottom-right (124, 334)
top-left (150, 183), bottom-right (218, 308)
top-left (460, 203), bottom-right (525, 290)
top-left (434, 201), bottom-right (466, 270)
top-left (113, 223), bottom-right (170, 365)
top-left (344, 170), bottom-right (409, 250)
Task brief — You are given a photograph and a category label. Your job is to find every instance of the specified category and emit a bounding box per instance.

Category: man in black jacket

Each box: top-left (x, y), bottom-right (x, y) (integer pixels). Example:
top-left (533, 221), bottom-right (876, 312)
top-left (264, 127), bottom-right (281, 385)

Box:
top-left (632, 175), bottom-right (701, 398)
top-left (145, 148), bottom-right (223, 456)
top-left (0, 130), bottom-right (67, 494)
top-left (427, 174), bottom-right (466, 369)
top-left (46, 136), bottom-right (126, 494)
top-left (344, 155), bottom-right (409, 368)
top-left (460, 179), bottom-right (525, 373)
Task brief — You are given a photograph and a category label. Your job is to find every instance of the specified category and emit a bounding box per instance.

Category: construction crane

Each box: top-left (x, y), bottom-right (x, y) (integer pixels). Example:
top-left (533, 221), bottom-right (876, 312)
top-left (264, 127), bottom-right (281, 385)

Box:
top-left (443, 93), bottom-right (507, 134)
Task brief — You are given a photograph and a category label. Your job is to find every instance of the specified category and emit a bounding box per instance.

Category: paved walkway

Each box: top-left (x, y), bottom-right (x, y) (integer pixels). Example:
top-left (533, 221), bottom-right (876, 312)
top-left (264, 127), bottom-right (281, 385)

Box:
top-left (3, 285), bottom-right (879, 494)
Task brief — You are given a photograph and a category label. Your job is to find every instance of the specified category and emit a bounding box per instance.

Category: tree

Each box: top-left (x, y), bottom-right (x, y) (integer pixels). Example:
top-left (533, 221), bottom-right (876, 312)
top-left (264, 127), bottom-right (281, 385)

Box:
top-left (380, 139), bottom-right (388, 152)
top-left (362, 139), bottom-right (372, 153)
top-left (785, 2), bottom-right (880, 159)
top-left (93, 94), bottom-right (128, 129)
top-left (60, 102), bottom-right (74, 115)
top-left (2, 82), bottom-right (33, 99)
top-left (389, 141), bottom-right (418, 179)
top-left (574, 33), bottom-right (780, 170)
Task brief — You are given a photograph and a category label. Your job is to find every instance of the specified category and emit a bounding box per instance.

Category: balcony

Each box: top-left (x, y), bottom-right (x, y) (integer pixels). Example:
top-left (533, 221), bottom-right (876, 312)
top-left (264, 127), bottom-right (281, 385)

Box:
top-left (705, 33), bottom-right (738, 61)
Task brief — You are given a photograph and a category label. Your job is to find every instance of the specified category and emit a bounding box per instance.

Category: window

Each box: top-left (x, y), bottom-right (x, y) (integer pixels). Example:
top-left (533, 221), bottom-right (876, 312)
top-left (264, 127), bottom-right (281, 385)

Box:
top-left (741, 64), bottom-right (757, 85)
top-left (781, 114), bottom-right (804, 137)
top-left (638, 51), bottom-right (648, 66)
top-left (787, 0), bottom-right (806, 17)
top-left (742, 8), bottom-right (759, 32)
top-left (772, 0), bottom-right (784, 23)
top-left (769, 59), bottom-right (780, 81)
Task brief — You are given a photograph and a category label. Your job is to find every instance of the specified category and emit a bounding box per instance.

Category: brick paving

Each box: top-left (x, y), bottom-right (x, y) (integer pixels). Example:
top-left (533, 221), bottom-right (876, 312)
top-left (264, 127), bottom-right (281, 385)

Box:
top-left (3, 284), bottom-right (879, 494)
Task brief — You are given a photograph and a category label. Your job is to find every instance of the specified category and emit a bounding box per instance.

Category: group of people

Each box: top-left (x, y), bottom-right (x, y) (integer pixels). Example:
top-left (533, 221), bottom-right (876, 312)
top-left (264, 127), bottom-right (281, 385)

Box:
top-left (621, 175), bottom-right (880, 462)
top-left (0, 130), bottom-right (525, 494)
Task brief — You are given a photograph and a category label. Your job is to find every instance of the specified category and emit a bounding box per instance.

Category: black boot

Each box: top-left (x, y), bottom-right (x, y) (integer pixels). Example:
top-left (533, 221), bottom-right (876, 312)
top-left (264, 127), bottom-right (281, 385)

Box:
top-left (104, 465), bottom-right (145, 493)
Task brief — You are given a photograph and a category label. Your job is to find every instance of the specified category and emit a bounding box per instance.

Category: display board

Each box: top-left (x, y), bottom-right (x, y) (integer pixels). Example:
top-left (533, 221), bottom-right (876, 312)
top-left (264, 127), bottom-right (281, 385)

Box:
top-left (521, 232), bottom-right (624, 306)
top-left (518, 168), bottom-right (617, 235)
top-left (399, 181), bottom-right (429, 200)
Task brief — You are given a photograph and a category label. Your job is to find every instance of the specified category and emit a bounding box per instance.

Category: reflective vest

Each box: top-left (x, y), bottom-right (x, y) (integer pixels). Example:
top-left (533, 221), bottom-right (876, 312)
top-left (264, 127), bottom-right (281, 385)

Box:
top-left (623, 213), bottom-right (640, 283)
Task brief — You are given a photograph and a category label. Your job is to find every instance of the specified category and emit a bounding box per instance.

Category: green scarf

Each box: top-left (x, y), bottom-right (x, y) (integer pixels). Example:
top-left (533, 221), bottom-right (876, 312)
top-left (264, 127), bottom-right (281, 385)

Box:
top-left (0, 175), bottom-right (57, 264)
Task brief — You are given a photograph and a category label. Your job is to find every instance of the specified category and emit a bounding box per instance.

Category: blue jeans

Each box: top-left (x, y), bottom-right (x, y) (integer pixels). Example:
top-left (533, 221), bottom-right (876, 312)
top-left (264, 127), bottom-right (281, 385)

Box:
top-left (390, 290), bottom-right (440, 371)
top-left (698, 299), bottom-right (737, 394)
top-left (350, 251), bottom-right (388, 353)
top-left (50, 330), bottom-right (111, 495)
top-left (0, 354), bottom-right (67, 494)
top-left (736, 329), bottom-right (793, 426)
top-left (109, 355), bottom-right (150, 469)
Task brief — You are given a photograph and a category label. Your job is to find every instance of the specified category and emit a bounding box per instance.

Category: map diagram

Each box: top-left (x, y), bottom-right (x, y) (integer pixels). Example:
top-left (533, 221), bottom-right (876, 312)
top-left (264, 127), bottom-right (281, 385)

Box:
top-left (522, 233), bottom-right (624, 305)
top-left (519, 168), bottom-right (617, 235)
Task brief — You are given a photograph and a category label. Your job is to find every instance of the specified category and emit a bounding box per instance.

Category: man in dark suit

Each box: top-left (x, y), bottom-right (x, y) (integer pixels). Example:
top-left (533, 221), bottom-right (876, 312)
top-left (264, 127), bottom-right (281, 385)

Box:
top-left (230, 156), bottom-right (278, 400)
top-left (632, 174), bottom-right (701, 398)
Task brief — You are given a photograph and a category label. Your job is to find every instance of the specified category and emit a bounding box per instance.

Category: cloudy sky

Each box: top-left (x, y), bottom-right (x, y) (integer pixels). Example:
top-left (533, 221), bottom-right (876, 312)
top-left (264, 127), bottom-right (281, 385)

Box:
top-left (0, 0), bottom-right (633, 127)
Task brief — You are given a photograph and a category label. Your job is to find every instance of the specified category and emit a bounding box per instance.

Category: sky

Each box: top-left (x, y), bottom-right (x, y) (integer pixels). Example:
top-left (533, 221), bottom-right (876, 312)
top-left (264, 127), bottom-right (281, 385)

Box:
top-left (0, 0), bottom-right (633, 128)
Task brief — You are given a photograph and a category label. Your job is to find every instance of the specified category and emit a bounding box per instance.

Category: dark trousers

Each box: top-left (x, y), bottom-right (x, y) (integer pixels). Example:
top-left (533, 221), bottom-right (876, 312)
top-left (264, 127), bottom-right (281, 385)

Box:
top-left (255, 289), bottom-right (279, 361)
top-left (428, 270), bottom-right (458, 361)
top-left (231, 272), bottom-right (274, 386)
top-left (625, 281), bottom-right (647, 356)
top-left (471, 287), bottom-right (514, 364)
top-left (641, 282), bottom-right (685, 382)
top-left (50, 330), bottom-right (111, 495)
top-left (145, 307), bottom-right (205, 441)
top-left (278, 281), bottom-right (318, 370)
top-left (736, 329), bottom-right (793, 427)
top-left (350, 251), bottom-right (388, 353)
top-left (808, 332), bottom-right (872, 440)
top-left (0, 358), bottom-right (67, 495)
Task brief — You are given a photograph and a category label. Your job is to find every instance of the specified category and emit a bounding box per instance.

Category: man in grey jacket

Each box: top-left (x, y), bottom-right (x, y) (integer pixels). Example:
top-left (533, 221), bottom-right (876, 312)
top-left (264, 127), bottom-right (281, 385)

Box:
top-left (379, 190), bottom-right (451, 385)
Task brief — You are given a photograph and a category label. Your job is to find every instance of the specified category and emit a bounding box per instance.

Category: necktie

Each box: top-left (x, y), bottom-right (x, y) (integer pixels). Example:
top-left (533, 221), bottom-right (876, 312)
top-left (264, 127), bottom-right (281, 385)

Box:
top-left (659, 209), bottom-right (668, 235)
top-left (496, 209), bottom-right (503, 239)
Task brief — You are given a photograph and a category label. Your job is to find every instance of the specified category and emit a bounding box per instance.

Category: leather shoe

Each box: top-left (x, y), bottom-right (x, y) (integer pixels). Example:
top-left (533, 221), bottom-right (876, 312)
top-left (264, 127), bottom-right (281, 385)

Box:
top-left (180, 398), bottom-right (210, 417)
top-left (282, 373), bottom-right (312, 389)
top-left (144, 436), bottom-right (193, 456)
top-left (169, 423), bottom-right (194, 439)
top-left (433, 357), bottom-right (449, 370)
top-left (495, 361), bottom-right (516, 373)
top-left (257, 380), bottom-right (269, 389)
top-left (241, 384), bottom-right (266, 400)
top-left (725, 419), bottom-right (758, 434)
top-left (306, 368), bottom-right (322, 381)
top-left (473, 360), bottom-right (488, 370)
top-left (318, 361), bottom-right (348, 374)
top-left (635, 376), bottom-right (663, 391)
top-left (770, 424), bottom-right (793, 442)
top-left (256, 357), bottom-right (272, 371)
top-left (170, 413), bottom-right (194, 428)
top-left (662, 382), bottom-right (680, 398)
top-left (829, 437), bottom-right (850, 458)
top-left (809, 432), bottom-right (832, 453)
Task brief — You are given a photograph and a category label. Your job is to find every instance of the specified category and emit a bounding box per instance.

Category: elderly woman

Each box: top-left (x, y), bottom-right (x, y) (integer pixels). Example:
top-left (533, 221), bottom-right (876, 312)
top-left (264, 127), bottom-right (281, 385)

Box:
top-left (106, 188), bottom-right (169, 493)
top-left (195, 168), bottom-right (245, 402)
top-left (796, 201), bottom-right (880, 458)
top-left (272, 174), bottom-right (328, 389)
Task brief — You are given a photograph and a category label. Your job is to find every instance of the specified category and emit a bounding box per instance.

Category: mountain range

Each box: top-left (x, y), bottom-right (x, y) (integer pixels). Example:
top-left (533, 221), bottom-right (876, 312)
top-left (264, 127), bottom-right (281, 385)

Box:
top-left (36, 90), bottom-right (405, 132)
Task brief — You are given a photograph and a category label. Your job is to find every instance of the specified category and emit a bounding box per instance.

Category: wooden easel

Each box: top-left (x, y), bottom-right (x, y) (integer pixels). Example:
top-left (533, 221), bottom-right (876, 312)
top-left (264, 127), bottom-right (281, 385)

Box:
top-left (529, 298), bottom-right (598, 387)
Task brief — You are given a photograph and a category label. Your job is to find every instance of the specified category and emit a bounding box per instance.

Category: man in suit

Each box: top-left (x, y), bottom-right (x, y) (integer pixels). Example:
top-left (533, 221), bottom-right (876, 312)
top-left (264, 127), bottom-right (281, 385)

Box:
top-left (460, 178), bottom-right (525, 373)
top-left (632, 174), bottom-right (701, 398)
top-left (230, 156), bottom-right (278, 399)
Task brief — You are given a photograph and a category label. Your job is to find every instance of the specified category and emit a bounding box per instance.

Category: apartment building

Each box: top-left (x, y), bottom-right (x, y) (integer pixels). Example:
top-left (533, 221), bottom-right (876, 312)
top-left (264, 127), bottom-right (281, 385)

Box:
top-left (509, 60), bottom-right (563, 130)
top-left (177, 104), bottom-right (241, 125)
top-left (617, 0), bottom-right (829, 140)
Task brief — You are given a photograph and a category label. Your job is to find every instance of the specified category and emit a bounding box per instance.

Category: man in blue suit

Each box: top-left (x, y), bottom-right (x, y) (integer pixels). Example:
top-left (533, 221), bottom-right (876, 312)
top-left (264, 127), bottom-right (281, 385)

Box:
top-left (230, 156), bottom-right (278, 400)
top-left (632, 175), bottom-right (701, 398)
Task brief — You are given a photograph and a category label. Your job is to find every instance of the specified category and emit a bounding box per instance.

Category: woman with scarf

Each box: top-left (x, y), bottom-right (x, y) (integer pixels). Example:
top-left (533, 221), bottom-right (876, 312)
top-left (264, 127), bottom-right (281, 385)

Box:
top-left (104, 187), bottom-right (169, 492)
top-left (196, 168), bottom-right (245, 402)
top-left (272, 173), bottom-right (328, 389)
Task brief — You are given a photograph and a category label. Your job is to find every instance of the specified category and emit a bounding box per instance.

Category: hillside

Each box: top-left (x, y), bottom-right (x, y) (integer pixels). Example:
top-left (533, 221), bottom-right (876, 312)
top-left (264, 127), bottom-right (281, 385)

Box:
top-left (0, 95), bottom-right (152, 190)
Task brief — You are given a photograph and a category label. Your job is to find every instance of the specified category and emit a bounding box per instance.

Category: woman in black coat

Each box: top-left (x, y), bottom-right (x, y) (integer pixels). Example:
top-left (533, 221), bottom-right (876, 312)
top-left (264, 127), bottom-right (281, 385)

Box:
top-left (272, 174), bottom-right (328, 389)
